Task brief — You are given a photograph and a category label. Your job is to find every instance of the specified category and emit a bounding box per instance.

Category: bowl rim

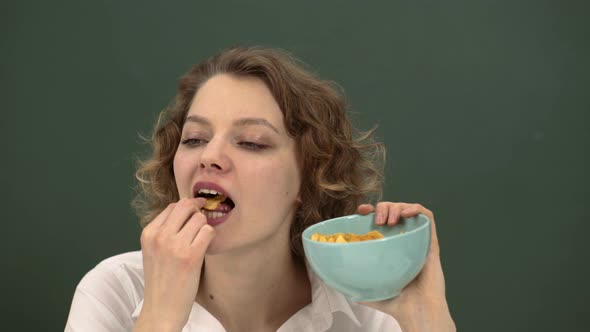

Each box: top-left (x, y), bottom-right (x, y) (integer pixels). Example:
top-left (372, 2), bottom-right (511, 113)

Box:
top-left (302, 213), bottom-right (431, 247)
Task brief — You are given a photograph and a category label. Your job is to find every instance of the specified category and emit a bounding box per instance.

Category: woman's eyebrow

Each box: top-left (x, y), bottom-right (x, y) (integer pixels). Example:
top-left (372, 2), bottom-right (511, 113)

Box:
top-left (233, 117), bottom-right (280, 134)
top-left (184, 114), bottom-right (280, 134)
top-left (184, 114), bottom-right (211, 127)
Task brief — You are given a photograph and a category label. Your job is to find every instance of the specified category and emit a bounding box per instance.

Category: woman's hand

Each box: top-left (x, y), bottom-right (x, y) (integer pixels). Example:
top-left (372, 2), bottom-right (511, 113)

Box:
top-left (134, 198), bottom-right (216, 332)
top-left (357, 202), bottom-right (456, 332)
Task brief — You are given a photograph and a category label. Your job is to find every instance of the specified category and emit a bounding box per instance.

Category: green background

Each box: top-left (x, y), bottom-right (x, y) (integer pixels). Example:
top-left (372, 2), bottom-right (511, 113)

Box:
top-left (2, 0), bottom-right (588, 331)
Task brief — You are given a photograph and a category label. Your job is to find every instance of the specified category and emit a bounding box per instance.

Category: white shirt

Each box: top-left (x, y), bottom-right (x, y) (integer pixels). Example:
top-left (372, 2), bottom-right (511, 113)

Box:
top-left (65, 251), bottom-right (402, 331)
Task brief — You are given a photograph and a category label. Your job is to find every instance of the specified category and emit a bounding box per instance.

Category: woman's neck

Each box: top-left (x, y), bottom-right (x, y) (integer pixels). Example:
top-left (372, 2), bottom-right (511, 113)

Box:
top-left (196, 238), bottom-right (311, 332)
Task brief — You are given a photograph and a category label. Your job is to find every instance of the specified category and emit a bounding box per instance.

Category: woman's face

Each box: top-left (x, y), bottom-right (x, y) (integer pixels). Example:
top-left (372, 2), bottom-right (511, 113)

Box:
top-left (173, 74), bottom-right (301, 255)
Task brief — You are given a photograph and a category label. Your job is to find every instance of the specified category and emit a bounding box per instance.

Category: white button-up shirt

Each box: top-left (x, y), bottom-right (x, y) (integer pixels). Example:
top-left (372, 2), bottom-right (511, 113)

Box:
top-left (65, 251), bottom-right (402, 331)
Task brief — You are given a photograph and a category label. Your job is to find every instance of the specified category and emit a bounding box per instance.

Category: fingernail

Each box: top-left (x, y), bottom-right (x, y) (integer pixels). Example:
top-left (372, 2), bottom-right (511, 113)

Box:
top-left (390, 212), bottom-right (398, 225)
top-left (376, 213), bottom-right (384, 225)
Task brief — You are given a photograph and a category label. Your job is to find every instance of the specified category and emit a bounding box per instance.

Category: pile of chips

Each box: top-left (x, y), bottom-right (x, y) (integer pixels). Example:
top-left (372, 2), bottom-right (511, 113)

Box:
top-left (310, 230), bottom-right (384, 243)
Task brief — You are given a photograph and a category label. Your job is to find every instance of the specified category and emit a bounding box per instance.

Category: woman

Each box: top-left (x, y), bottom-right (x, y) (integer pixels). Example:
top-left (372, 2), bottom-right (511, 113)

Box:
top-left (66, 47), bottom-right (455, 331)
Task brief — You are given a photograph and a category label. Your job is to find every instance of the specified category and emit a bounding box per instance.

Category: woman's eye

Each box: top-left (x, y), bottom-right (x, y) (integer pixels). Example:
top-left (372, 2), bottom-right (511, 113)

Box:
top-left (181, 138), bottom-right (207, 146)
top-left (238, 141), bottom-right (267, 150)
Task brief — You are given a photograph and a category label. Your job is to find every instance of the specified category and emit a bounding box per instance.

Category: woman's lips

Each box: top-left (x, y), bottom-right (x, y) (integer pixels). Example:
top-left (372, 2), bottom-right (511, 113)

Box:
top-left (192, 181), bottom-right (235, 226)
top-left (193, 181), bottom-right (232, 200)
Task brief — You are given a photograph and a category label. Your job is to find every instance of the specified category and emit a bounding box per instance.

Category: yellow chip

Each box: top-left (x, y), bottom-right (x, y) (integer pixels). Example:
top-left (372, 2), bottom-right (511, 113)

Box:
top-left (335, 235), bottom-right (347, 243)
top-left (310, 230), bottom-right (385, 243)
top-left (365, 230), bottom-right (384, 239)
top-left (204, 195), bottom-right (226, 210)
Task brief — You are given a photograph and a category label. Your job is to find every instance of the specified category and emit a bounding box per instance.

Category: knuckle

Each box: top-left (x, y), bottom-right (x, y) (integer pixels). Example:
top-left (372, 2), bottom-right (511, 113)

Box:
top-left (177, 198), bottom-right (191, 207)
top-left (427, 209), bottom-right (435, 218)
top-left (202, 224), bottom-right (215, 235)
top-left (154, 232), bottom-right (168, 248)
top-left (201, 225), bottom-right (216, 241)
top-left (193, 226), bottom-right (215, 250)
top-left (195, 213), bottom-right (207, 225)
top-left (174, 248), bottom-right (194, 266)
top-left (178, 198), bottom-right (198, 211)
top-left (140, 227), bottom-right (155, 243)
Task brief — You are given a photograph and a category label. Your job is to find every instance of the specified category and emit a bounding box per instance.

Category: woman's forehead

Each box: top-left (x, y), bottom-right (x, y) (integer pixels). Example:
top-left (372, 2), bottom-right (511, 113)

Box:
top-left (187, 74), bottom-right (285, 131)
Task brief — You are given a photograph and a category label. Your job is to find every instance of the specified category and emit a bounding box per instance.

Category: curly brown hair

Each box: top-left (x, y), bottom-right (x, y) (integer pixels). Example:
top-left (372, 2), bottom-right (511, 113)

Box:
top-left (133, 46), bottom-right (385, 258)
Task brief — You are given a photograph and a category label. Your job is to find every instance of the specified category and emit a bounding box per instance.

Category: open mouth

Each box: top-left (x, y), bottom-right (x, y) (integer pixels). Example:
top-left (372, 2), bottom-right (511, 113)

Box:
top-left (194, 188), bottom-right (235, 219)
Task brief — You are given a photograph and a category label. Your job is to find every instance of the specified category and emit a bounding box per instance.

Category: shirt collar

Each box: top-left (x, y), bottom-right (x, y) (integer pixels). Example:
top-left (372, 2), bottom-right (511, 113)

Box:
top-left (132, 300), bottom-right (226, 331)
top-left (131, 260), bottom-right (361, 329)
top-left (131, 303), bottom-right (141, 321)
top-left (305, 259), bottom-right (362, 328)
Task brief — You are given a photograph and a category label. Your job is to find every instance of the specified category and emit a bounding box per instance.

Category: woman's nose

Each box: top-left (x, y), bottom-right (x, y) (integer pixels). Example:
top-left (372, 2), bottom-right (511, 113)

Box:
top-left (199, 139), bottom-right (230, 173)
top-left (200, 160), bottom-right (223, 171)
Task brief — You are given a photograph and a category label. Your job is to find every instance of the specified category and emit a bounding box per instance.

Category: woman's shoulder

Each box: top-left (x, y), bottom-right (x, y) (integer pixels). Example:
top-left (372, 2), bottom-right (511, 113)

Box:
top-left (77, 250), bottom-right (145, 296)
top-left (66, 251), bottom-right (146, 331)
top-left (94, 250), bottom-right (144, 271)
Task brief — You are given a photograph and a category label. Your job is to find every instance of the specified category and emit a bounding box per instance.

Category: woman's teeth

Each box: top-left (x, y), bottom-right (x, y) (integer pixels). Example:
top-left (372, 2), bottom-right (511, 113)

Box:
top-left (197, 188), bottom-right (223, 195)
top-left (203, 210), bottom-right (226, 219)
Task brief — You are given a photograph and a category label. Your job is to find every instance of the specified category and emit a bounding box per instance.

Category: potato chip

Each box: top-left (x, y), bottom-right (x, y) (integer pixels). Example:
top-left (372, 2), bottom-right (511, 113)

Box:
top-left (204, 195), bottom-right (226, 210)
top-left (310, 230), bottom-right (384, 243)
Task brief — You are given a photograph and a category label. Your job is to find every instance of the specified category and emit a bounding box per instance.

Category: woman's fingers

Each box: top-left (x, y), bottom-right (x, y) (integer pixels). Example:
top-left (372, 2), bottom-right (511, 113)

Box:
top-left (374, 202), bottom-right (387, 225)
top-left (177, 210), bottom-right (208, 244)
top-left (399, 203), bottom-right (423, 218)
top-left (386, 203), bottom-right (402, 226)
top-left (138, 197), bottom-right (213, 330)
top-left (358, 203), bottom-right (402, 226)
top-left (399, 204), bottom-right (440, 256)
top-left (366, 202), bottom-right (437, 247)
top-left (161, 198), bottom-right (207, 234)
top-left (374, 202), bottom-right (404, 226)
top-left (357, 204), bottom-right (375, 215)
top-left (148, 203), bottom-right (176, 229)
top-left (191, 224), bottom-right (216, 252)
top-left (372, 202), bottom-right (431, 226)
top-left (140, 203), bottom-right (177, 249)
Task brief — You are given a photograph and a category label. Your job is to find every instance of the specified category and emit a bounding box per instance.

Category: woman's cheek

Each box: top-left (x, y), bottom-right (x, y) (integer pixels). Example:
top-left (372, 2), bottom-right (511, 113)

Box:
top-left (173, 153), bottom-right (195, 196)
top-left (267, 163), bottom-right (301, 202)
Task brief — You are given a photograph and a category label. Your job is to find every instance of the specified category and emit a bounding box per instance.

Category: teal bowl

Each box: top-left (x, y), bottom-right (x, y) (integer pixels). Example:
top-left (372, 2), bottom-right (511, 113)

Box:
top-left (302, 213), bottom-right (431, 302)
